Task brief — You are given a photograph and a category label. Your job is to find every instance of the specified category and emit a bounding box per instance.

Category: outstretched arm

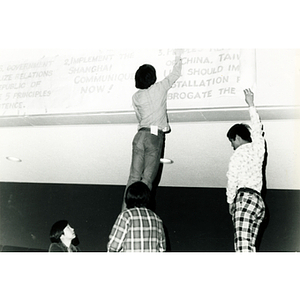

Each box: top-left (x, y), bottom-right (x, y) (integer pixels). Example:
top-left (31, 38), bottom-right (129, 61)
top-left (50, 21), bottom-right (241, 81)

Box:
top-left (161, 49), bottom-right (183, 89)
top-left (174, 48), bottom-right (184, 63)
top-left (244, 88), bottom-right (264, 144)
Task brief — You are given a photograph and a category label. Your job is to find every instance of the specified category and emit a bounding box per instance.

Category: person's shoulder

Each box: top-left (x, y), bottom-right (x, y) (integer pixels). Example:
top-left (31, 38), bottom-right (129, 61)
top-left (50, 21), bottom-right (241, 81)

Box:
top-left (133, 89), bottom-right (141, 96)
top-left (132, 89), bottom-right (149, 102)
top-left (120, 208), bottom-right (136, 218)
top-left (70, 244), bottom-right (80, 252)
top-left (143, 207), bottom-right (162, 219)
top-left (125, 207), bottom-right (139, 213)
top-left (154, 79), bottom-right (168, 89)
top-left (49, 243), bottom-right (65, 252)
top-left (125, 207), bottom-right (147, 217)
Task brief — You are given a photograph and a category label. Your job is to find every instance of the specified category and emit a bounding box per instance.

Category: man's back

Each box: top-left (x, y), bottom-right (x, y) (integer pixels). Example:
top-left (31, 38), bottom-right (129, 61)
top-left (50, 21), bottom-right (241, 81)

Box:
top-left (107, 207), bottom-right (166, 252)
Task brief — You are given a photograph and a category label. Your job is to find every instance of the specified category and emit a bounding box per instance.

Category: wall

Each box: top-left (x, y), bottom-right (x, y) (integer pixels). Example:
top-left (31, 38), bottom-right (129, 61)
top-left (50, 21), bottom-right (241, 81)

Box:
top-left (0, 182), bottom-right (299, 252)
top-left (0, 119), bottom-right (299, 190)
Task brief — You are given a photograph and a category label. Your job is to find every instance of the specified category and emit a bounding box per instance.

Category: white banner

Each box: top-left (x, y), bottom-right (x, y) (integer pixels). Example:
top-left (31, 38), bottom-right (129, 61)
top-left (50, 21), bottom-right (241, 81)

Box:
top-left (0, 49), bottom-right (256, 117)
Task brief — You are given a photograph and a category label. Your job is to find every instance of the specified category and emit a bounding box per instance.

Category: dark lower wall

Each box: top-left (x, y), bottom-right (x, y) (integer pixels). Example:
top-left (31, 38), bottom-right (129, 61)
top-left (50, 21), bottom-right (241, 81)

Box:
top-left (0, 182), bottom-right (299, 252)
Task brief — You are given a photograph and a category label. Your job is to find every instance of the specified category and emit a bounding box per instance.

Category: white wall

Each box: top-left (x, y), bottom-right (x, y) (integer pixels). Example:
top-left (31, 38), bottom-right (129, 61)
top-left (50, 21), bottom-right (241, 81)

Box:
top-left (0, 118), bottom-right (299, 190)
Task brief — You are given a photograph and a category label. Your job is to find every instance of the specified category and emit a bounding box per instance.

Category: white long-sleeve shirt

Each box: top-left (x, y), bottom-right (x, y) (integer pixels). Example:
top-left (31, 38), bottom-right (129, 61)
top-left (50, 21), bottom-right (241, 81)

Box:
top-left (226, 106), bottom-right (265, 204)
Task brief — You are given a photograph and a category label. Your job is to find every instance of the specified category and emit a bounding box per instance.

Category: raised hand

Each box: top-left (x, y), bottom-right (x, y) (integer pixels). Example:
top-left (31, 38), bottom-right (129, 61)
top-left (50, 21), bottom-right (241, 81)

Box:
top-left (174, 49), bottom-right (184, 57)
top-left (244, 88), bottom-right (254, 107)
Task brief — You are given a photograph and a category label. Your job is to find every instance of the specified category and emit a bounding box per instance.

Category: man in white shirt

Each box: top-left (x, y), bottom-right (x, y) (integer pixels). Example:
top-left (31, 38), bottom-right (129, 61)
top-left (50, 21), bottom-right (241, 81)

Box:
top-left (226, 88), bottom-right (266, 252)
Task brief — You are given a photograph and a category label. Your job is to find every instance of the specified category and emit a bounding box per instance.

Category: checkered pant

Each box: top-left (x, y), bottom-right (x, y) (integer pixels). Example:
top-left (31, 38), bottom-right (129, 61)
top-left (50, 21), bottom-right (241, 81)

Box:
top-left (231, 189), bottom-right (265, 252)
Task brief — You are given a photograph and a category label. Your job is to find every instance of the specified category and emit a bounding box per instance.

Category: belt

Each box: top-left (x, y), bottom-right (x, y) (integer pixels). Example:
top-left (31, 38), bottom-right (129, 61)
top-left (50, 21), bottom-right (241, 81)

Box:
top-left (237, 187), bottom-right (261, 197)
top-left (138, 127), bottom-right (165, 135)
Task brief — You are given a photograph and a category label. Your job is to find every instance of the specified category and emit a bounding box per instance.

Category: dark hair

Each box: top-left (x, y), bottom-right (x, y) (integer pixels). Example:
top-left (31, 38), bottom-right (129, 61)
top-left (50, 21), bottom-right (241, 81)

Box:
top-left (50, 220), bottom-right (68, 243)
top-left (125, 181), bottom-right (150, 209)
top-left (135, 64), bottom-right (157, 89)
top-left (227, 123), bottom-right (252, 142)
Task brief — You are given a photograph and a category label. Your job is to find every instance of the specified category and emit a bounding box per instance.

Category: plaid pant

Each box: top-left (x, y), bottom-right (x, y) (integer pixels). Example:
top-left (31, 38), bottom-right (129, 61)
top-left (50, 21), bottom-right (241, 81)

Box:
top-left (231, 188), bottom-right (265, 252)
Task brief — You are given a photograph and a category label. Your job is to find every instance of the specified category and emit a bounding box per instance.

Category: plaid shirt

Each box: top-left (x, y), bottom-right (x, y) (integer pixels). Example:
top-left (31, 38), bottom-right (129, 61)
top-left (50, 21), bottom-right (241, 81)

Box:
top-left (107, 207), bottom-right (166, 252)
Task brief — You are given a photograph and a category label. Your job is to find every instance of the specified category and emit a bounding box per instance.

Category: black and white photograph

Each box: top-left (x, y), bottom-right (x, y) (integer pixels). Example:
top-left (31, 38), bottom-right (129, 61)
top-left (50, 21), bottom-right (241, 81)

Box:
top-left (0, 1), bottom-right (299, 299)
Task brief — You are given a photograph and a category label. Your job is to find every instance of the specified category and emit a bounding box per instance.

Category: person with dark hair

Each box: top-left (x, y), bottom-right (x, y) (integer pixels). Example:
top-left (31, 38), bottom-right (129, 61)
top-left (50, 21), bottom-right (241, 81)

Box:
top-left (226, 88), bottom-right (266, 252)
top-left (48, 220), bottom-right (79, 252)
top-left (227, 123), bottom-right (252, 143)
top-left (108, 181), bottom-right (166, 252)
top-left (135, 64), bottom-right (157, 89)
top-left (121, 49), bottom-right (183, 211)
